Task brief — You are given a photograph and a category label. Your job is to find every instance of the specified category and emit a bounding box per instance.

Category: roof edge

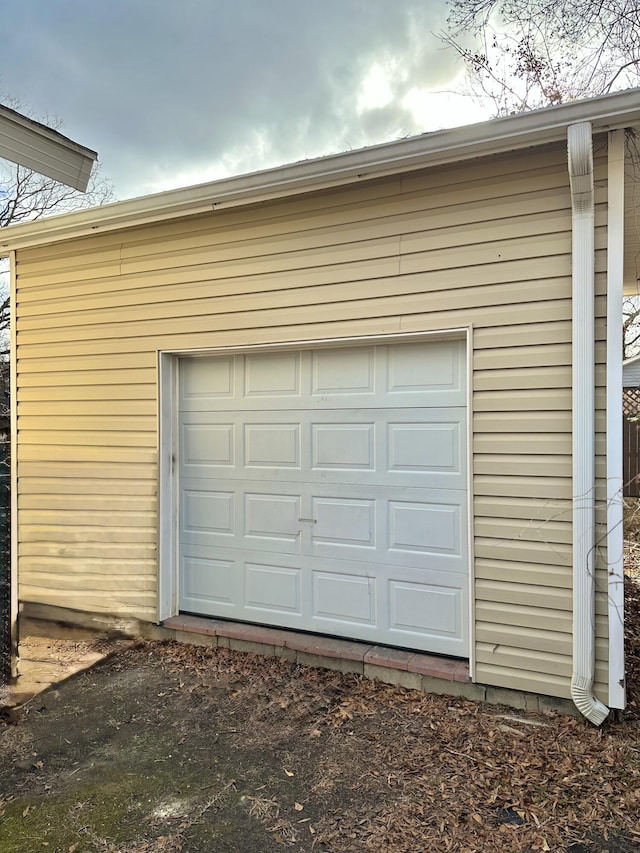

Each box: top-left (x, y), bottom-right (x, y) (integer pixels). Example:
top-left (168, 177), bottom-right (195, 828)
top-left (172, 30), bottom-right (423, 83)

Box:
top-left (3, 88), bottom-right (640, 251)
top-left (0, 103), bottom-right (98, 193)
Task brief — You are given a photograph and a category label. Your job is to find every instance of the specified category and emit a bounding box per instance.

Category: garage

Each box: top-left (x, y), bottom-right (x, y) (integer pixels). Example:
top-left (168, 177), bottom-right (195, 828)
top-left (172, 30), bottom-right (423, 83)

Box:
top-left (177, 337), bottom-right (469, 657)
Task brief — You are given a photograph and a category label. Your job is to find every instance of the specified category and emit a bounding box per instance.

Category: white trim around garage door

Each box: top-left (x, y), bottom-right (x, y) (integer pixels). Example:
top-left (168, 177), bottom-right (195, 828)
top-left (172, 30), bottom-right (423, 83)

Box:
top-left (157, 327), bottom-right (474, 661)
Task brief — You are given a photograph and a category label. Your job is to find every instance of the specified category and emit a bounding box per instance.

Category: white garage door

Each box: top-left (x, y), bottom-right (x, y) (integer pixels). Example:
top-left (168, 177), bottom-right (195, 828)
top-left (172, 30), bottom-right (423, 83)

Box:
top-left (178, 339), bottom-right (469, 656)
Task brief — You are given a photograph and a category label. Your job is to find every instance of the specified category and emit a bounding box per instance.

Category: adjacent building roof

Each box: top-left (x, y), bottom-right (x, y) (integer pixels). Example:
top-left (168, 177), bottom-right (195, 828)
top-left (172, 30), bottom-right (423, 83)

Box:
top-left (0, 102), bottom-right (97, 192)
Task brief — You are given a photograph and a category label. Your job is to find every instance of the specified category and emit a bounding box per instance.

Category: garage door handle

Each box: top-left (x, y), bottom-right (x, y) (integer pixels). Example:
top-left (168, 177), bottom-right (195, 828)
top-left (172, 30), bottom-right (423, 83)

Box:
top-left (297, 518), bottom-right (317, 524)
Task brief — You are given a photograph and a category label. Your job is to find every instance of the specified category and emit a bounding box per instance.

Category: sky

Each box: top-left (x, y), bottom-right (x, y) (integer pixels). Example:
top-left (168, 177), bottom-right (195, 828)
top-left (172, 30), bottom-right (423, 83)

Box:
top-left (0, 1), bottom-right (490, 202)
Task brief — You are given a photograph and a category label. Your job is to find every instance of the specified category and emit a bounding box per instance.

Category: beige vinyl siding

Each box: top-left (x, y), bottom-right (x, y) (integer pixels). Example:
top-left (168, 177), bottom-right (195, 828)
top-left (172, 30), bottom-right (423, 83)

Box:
top-left (13, 140), bottom-right (611, 700)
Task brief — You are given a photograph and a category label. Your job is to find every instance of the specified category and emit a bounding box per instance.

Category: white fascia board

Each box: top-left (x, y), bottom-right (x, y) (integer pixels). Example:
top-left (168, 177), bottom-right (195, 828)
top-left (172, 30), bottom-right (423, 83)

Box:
top-left (0, 103), bottom-right (97, 192)
top-left (3, 87), bottom-right (640, 251)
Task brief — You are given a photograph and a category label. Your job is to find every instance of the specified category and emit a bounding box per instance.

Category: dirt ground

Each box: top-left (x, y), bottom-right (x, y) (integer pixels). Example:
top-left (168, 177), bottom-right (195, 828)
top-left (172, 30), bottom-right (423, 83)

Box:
top-left (0, 568), bottom-right (639, 853)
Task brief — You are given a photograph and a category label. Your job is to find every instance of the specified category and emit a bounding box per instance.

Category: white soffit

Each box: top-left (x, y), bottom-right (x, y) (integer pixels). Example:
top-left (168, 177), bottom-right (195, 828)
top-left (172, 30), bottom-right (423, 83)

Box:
top-left (0, 103), bottom-right (97, 192)
top-left (2, 87), bottom-right (640, 251)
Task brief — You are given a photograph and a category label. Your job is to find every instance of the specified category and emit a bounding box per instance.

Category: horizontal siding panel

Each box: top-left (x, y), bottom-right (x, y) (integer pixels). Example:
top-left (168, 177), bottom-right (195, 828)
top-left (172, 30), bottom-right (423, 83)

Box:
top-left (474, 516), bottom-right (572, 545)
top-left (474, 366), bottom-right (570, 391)
top-left (473, 475), bottom-right (572, 500)
top-left (20, 510), bottom-right (155, 528)
top-left (19, 542), bottom-right (157, 559)
top-left (18, 478), bottom-right (157, 496)
top-left (474, 343), bottom-right (571, 370)
top-left (17, 416), bottom-right (154, 432)
top-left (476, 642), bottom-right (571, 678)
top-left (476, 600), bottom-right (572, 634)
top-left (19, 555), bottom-right (157, 574)
top-left (119, 186), bottom-right (572, 272)
top-left (17, 185), bottom-right (571, 292)
top-left (18, 431), bottom-right (155, 448)
top-left (475, 537), bottom-right (572, 567)
top-left (17, 227), bottom-right (573, 319)
top-left (18, 368), bottom-right (156, 386)
top-left (474, 497), bottom-right (572, 521)
top-left (474, 455), bottom-right (572, 477)
top-left (17, 352), bottom-right (158, 373)
top-left (476, 623), bottom-right (571, 655)
top-left (474, 411), bottom-right (573, 434)
top-left (17, 400), bottom-right (157, 416)
top-left (474, 558), bottom-right (571, 588)
top-left (474, 664), bottom-right (570, 699)
top-left (19, 587), bottom-right (156, 617)
top-left (20, 494), bottom-right (155, 511)
top-left (16, 300), bottom-right (573, 360)
top-left (476, 580), bottom-right (572, 612)
top-left (18, 256), bottom-right (405, 311)
top-left (21, 574), bottom-right (156, 592)
top-left (18, 385), bottom-right (157, 402)
top-left (474, 433), bottom-right (571, 455)
top-left (18, 282), bottom-right (571, 346)
top-left (16, 270), bottom-right (571, 338)
top-left (17, 462), bottom-right (155, 480)
top-left (20, 525), bottom-right (156, 545)
top-left (477, 455), bottom-right (607, 480)
top-left (475, 411), bottom-right (605, 433)
top-left (473, 321), bottom-right (571, 348)
top-left (473, 389), bottom-right (571, 412)
top-left (17, 446), bottom-right (158, 465)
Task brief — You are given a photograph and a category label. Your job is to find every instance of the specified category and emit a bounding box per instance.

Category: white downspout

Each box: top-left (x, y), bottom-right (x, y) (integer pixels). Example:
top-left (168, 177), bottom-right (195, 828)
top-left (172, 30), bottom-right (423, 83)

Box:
top-left (568, 121), bottom-right (609, 725)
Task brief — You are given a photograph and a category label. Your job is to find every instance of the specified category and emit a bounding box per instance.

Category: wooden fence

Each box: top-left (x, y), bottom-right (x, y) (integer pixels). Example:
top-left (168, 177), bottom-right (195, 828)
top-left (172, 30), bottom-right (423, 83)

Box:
top-left (624, 388), bottom-right (640, 498)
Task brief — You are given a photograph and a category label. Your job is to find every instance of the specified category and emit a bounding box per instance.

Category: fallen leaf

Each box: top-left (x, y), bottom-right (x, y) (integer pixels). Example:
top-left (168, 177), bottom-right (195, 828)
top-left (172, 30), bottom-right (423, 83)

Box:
top-left (284, 769), bottom-right (294, 777)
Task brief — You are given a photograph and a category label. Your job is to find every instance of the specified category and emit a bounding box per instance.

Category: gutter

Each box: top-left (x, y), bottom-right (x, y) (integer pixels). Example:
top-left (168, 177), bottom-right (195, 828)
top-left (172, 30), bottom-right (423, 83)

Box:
top-left (568, 121), bottom-right (609, 725)
top-left (2, 89), bottom-right (640, 251)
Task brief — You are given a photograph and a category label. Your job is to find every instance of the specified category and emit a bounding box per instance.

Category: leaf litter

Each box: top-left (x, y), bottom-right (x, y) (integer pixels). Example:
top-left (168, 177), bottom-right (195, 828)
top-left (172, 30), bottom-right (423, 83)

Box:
top-left (0, 566), bottom-right (638, 851)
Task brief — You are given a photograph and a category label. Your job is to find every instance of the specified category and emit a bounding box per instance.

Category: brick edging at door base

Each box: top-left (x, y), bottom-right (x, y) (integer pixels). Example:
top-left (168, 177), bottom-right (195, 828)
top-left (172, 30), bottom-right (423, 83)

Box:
top-left (162, 615), bottom-right (469, 682)
top-left (158, 615), bottom-right (577, 715)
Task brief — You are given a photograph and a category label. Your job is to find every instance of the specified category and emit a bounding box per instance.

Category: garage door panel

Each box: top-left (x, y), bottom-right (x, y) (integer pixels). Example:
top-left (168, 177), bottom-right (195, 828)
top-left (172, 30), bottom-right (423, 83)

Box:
top-left (180, 356), bottom-right (235, 403)
top-left (180, 555), bottom-right (236, 614)
top-left (313, 571), bottom-right (377, 626)
top-left (182, 423), bottom-right (235, 467)
top-left (180, 340), bottom-right (466, 411)
top-left (388, 500), bottom-right (464, 557)
top-left (177, 340), bottom-right (469, 656)
top-left (180, 478), bottom-right (467, 571)
top-left (180, 546), bottom-right (467, 654)
top-left (181, 408), bottom-right (466, 488)
top-left (245, 562), bottom-right (302, 615)
top-left (244, 351), bottom-right (302, 398)
top-left (311, 347), bottom-right (374, 396)
top-left (387, 421), bottom-right (463, 475)
top-left (244, 423), bottom-right (301, 468)
top-left (311, 497), bottom-right (376, 550)
top-left (182, 489), bottom-right (235, 537)
top-left (389, 580), bottom-right (464, 643)
top-left (244, 493), bottom-right (301, 552)
top-left (311, 423), bottom-right (375, 470)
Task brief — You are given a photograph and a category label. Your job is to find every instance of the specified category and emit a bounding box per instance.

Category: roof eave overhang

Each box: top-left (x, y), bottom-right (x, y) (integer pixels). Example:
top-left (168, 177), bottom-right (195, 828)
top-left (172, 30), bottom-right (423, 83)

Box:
top-left (0, 103), bottom-right (98, 194)
top-left (3, 88), bottom-right (640, 252)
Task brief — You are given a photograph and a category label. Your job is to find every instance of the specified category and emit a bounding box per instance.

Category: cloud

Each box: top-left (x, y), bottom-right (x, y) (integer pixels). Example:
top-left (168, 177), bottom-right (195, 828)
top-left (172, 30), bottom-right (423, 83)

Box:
top-left (0, 0), bottom-right (474, 199)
